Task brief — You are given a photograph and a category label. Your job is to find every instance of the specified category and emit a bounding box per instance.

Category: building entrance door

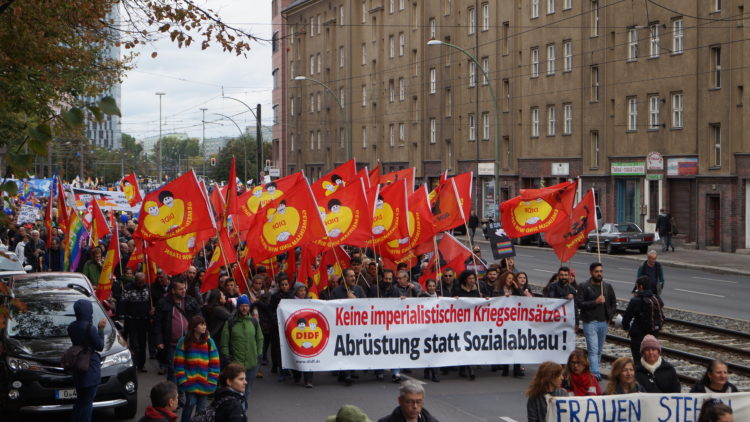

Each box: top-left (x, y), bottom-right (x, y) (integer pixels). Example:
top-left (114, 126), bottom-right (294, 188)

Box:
top-left (616, 179), bottom-right (640, 223)
top-left (707, 195), bottom-right (721, 247)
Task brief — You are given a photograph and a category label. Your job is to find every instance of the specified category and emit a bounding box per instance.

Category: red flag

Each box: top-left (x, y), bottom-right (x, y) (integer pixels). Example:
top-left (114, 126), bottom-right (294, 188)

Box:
top-left (417, 254), bottom-right (438, 290)
top-left (356, 167), bottom-right (370, 191)
top-left (44, 182), bottom-right (54, 244)
top-left (120, 173), bottom-right (143, 207)
top-left (499, 180), bottom-right (578, 239)
top-left (380, 167), bottom-right (415, 192)
top-left (284, 248), bottom-right (297, 280)
top-left (545, 189), bottom-right (598, 263)
top-left (438, 233), bottom-right (473, 266)
top-left (84, 199), bottom-right (111, 246)
top-left (134, 170), bottom-right (216, 241)
top-left (368, 179), bottom-right (409, 246)
top-left (382, 185), bottom-right (435, 259)
top-left (145, 227), bottom-right (215, 276)
top-left (126, 241), bottom-right (145, 271)
top-left (96, 213), bottom-right (120, 301)
top-left (201, 246), bottom-right (224, 293)
top-left (245, 177), bottom-right (328, 262)
top-left (225, 157), bottom-right (240, 217)
top-left (235, 172), bottom-right (305, 230)
top-left (310, 159), bottom-right (358, 200)
top-left (429, 172), bottom-right (473, 233)
top-left (312, 178), bottom-right (372, 249)
top-left (368, 163), bottom-right (381, 189)
top-left (210, 184), bottom-right (225, 220)
top-left (56, 178), bottom-right (69, 233)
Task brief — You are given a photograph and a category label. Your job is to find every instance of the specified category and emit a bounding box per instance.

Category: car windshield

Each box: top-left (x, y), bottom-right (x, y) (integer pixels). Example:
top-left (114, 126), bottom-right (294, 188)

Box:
top-left (0, 251), bottom-right (25, 272)
top-left (7, 298), bottom-right (110, 339)
top-left (12, 275), bottom-right (91, 291)
top-left (615, 223), bottom-right (640, 232)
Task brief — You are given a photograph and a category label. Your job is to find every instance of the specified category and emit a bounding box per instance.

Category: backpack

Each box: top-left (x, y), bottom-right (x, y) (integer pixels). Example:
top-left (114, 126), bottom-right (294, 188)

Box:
top-left (61, 322), bottom-right (92, 372)
top-left (642, 295), bottom-right (665, 333)
top-left (190, 395), bottom-right (233, 422)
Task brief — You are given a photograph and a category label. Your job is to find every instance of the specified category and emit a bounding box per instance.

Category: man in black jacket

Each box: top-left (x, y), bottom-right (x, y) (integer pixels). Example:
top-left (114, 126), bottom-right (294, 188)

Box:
top-left (655, 209), bottom-right (675, 252)
top-left (120, 272), bottom-right (151, 372)
top-left (622, 276), bottom-right (664, 362)
top-left (24, 229), bottom-right (45, 272)
top-left (575, 262), bottom-right (617, 380)
top-left (378, 380), bottom-right (439, 422)
top-left (153, 276), bottom-right (201, 383)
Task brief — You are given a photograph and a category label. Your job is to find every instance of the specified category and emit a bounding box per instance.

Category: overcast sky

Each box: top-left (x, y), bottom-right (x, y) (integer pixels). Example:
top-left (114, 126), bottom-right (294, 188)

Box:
top-left (120, 1), bottom-right (273, 142)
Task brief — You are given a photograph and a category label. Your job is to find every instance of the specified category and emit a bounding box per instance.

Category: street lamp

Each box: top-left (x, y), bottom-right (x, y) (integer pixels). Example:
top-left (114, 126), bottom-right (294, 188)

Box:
top-left (294, 76), bottom-right (350, 161)
top-left (427, 40), bottom-right (500, 218)
top-left (214, 113), bottom-right (247, 183)
top-left (222, 96), bottom-right (262, 184)
top-left (156, 92), bottom-right (165, 183)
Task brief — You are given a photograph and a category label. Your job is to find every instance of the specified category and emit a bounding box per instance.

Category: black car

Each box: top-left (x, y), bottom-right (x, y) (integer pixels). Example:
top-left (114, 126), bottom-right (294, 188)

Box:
top-left (1, 283), bottom-right (137, 418)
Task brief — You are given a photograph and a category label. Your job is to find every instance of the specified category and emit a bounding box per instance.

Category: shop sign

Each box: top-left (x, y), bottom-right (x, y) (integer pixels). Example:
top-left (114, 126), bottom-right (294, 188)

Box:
top-left (667, 157), bottom-right (698, 176)
top-left (647, 174), bottom-right (663, 180)
top-left (551, 162), bottom-right (569, 176)
top-left (646, 152), bottom-right (664, 170)
top-left (477, 162), bottom-right (495, 176)
top-left (611, 161), bottom-right (645, 176)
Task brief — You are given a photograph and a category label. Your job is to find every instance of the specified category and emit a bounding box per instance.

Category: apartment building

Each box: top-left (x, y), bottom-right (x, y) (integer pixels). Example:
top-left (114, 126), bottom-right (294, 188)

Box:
top-left (271, 0), bottom-right (293, 176)
top-left (282, 0), bottom-right (750, 252)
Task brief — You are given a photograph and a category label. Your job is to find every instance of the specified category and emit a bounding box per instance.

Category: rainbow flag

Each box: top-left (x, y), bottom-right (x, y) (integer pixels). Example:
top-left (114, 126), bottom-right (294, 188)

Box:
top-left (64, 212), bottom-right (88, 271)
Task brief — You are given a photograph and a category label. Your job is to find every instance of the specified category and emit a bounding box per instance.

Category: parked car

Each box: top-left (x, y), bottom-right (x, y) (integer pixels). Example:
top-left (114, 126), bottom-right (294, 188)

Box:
top-left (0, 249), bottom-right (29, 286)
top-left (585, 222), bottom-right (655, 254)
top-left (0, 283), bottom-right (137, 418)
top-left (9, 272), bottom-right (95, 295)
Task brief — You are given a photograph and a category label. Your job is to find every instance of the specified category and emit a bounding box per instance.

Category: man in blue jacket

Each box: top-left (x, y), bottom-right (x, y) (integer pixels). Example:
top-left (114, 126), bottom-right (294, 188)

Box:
top-left (67, 299), bottom-right (107, 422)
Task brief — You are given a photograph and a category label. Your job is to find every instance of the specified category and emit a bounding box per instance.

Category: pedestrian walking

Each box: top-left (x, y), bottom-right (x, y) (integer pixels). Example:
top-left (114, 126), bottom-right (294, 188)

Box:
top-left (377, 380), bottom-right (439, 422)
top-left (575, 262), bottom-right (617, 380)
top-left (173, 315), bottom-right (220, 422)
top-left (636, 250), bottom-right (665, 296)
top-left (220, 294), bottom-right (264, 403)
top-left (635, 335), bottom-right (681, 393)
top-left (138, 381), bottom-right (178, 422)
top-left (526, 362), bottom-right (570, 422)
top-left (468, 212), bottom-right (479, 243)
top-left (67, 299), bottom-right (107, 422)
top-left (622, 276), bottom-right (664, 362)
top-left (213, 363), bottom-right (248, 422)
top-left (655, 209), bottom-right (676, 252)
top-left (690, 360), bottom-right (739, 393)
top-left (120, 271), bottom-right (151, 372)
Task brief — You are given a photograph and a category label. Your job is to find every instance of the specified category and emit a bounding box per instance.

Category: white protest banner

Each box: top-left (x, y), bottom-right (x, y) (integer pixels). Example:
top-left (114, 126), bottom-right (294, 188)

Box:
top-left (72, 188), bottom-right (142, 212)
top-left (17, 205), bottom-right (41, 224)
top-left (278, 296), bottom-right (574, 371)
top-left (547, 392), bottom-right (750, 422)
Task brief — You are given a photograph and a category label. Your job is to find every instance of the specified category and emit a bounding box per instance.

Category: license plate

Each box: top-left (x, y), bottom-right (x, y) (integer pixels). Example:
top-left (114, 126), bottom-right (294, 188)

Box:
top-left (55, 389), bottom-right (77, 399)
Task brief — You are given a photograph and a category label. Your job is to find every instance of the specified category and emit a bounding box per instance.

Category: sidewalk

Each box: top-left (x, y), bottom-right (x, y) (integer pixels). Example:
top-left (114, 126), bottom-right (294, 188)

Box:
top-left (471, 238), bottom-right (750, 276)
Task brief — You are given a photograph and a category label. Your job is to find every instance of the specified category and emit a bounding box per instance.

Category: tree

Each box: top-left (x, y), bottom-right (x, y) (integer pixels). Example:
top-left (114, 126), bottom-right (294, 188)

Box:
top-left (152, 136), bottom-right (201, 179)
top-left (211, 136), bottom-right (272, 184)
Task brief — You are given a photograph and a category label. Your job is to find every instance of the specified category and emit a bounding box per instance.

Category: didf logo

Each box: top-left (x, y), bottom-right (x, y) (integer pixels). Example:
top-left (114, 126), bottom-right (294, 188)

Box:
top-left (284, 309), bottom-right (330, 358)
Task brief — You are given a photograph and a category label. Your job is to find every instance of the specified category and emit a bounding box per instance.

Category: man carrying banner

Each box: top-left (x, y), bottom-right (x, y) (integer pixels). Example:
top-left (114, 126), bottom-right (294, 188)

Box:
top-left (575, 262), bottom-right (617, 380)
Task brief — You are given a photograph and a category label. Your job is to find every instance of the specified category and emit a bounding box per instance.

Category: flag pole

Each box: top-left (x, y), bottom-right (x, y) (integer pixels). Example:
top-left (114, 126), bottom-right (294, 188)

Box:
top-left (142, 239), bottom-right (154, 309)
top-left (432, 235), bottom-right (442, 296)
top-left (590, 187), bottom-right (603, 296)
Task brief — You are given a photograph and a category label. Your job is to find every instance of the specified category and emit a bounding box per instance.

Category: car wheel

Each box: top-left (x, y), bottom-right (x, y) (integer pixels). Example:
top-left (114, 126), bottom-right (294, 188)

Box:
top-left (639, 246), bottom-right (648, 254)
top-left (114, 398), bottom-right (138, 419)
top-left (606, 243), bottom-right (615, 254)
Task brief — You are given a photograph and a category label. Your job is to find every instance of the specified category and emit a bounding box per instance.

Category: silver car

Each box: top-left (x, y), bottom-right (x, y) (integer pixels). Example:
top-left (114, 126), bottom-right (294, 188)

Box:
top-left (586, 222), bottom-right (655, 254)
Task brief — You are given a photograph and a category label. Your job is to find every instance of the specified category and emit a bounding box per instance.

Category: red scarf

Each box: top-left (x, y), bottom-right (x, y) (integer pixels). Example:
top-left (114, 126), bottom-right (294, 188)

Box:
top-left (144, 406), bottom-right (177, 422)
top-left (569, 372), bottom-right (601, 396)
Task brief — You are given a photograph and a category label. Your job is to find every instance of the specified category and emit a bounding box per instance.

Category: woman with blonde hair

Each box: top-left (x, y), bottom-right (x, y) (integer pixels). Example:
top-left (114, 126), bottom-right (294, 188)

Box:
top-left (562, 350), bottom-right (601, 396)
top-left (605, 356), bottom-right (645, 394)
top-left (526, 361), bottom-right (570, 422)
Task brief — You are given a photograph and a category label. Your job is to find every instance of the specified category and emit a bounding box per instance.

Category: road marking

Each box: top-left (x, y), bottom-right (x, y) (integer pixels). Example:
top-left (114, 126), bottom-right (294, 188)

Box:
top-left (607, 279), bottom-right (632, 285)
top-left (533, 269), bottom-right (556, 273)
top-left (399, 374), bottom-right (427, 385)
top-left (499, 418), bottom-right (519, 422)
top-left (516, 254), bottom-right (534, 258)
top-left (674, 288), bottom-right (725, 298)
top-left (692, 276), bottom-right (737, 284)
top-left (618, 267), bottom-right (633, 271)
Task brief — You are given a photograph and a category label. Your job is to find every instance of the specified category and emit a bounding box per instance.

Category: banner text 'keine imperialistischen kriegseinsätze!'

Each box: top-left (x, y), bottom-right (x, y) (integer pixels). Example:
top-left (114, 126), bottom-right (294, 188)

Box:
top-left (278, 297), bottom-right (574, 371)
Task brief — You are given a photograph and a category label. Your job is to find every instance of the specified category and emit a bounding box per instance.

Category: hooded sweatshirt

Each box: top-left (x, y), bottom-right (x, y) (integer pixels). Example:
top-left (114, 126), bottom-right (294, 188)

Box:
top-left (67, 299), bottom-right (105, 388)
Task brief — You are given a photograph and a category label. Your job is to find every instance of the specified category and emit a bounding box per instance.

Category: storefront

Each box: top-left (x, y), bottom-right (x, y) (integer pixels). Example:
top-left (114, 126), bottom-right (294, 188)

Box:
top-left (611, 161), bottom-right (645, 226)
top-left (477, 162), bottom-right (496, 219)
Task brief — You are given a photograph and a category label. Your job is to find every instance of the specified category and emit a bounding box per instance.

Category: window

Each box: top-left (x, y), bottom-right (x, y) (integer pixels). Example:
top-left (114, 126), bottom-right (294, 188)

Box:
top-left (340, 128), bottom-right (345, 148)
top-left (547, 105), bottom-right (556, 135)
top-left (339, 87), bottom-right (345, 108)
top-left (361, 85), bottom-right (367, 106)
top-left (389, 124), bottom-right (395, 146)
top-left (389, 35), bottom-right (395, 58)
top-left (627, 96), bottom-right (638, 131)
top-left (309, 94), bottom-right (314, 112)
top-left (317, 92), bottom-right (322, 111)
top-left (590, 130), bottom-right (600, 168)
top-left (317, 130), bottom-right (322, 150)
top-left (673, 19), bottom-right (684, 53)
top-left (340, 5), bottom-right (344, 26)
top-left (672, 92), bottom-right (684, 128)
top-left (531, 107), bottom-right (540, 137)
top-left (290, 96), bottom-right (295, 116)
top-left (430, 68), bottom-right (437, 93)
top-left (502, 22), bottom-right (510, 54)
top-left (482, 57), bottom-right (489, 85)
top-left (290, 133), bottom-right (295, 151)
top-left (714, 0), bottom-right (721, 12)
top-left (711, 123), bottom-right (721, 166)
top-left (564, 0), bottom-right (572, 10)
top-left (272, 32), bottom-right (279, 53)
top-left (310, 17), bottom-right (314, 37)
top-left (649, 24), bottom-right (660, 58)
top-left (628, 28), bottom-right (638, 60)
top-left (648, 95), bottom-right (659, 129)
top-left (503, 79), bottom-right (510, 111)
top-left (548, 0), bottom-right (555, 14)
top-left (531, 0), bottom-right (539, 18)
top-left (361, 43), bottom-right (367, 65)
top-left (317, 15), bottom-right (321, 34)
top-left (399, 123), bottom-right (406, 143)
top-left (310, 55), bottom-right (315, 75)
top-left (309, 131), bottom-right (314, 150)
top-left (531, 47), bottom-right (539, 77)
top-left (712, 46), bottom-right (722, 88)
top-left (339, 46), bottom-right (344, 67)
top-left (482, 3), bottom-right (489, 31)
top-left (482, 112), bottom-right (490, 140)
top-left (316, 53), bottom-right (321, 73)
top-left (389, 80), bottom-right (395, 103)
top-left (389, 0), bottom-right (395, 13)
top-left (547, 44), bottom-right (556, 75)
top-left (560, 41), bottom-right (572, 72)
top-left (399, 33), bottom-right (405, 56)
top-left (563, 103), bottom-right (572, 134)
top-left (591, 1), bottom-right (599, 36)
top-left (426, 118), bottom-right (435, 144)
top-left (445, 88), bottom-right (452, 116)
top-left (362, 1), bottom-right (367, 23)
top-left (445, 0), bottom-right (451, 15)
top-left (469, 113), bottom-right (476, 141)
top-left (469, 61), bottom-right (477, 87)
top-left (290, 61), bottom-right (296, 78)
top-left (398, 78), bottom-right (405, 101)
top-left (468, 7), bottom-right (476, 34)
top-left (272, 104), bottom-right (279, 124)
top-left (399, 0), bottom-right (404, 10)
top-left (272, 68), bottom-right (279, 89)
top-left (590, 66), bottom-right (599, 101)
top-left (429, 18), bottom-right (437, 38)
top-left (362, 126), bottom-right (367, 148)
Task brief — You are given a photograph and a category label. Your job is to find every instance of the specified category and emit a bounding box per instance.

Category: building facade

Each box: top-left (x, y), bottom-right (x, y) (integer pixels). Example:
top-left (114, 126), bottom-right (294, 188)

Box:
top-left (282, 0), bottom-right (750, 252)
top-left (271, 0), bottom-right (294, 176)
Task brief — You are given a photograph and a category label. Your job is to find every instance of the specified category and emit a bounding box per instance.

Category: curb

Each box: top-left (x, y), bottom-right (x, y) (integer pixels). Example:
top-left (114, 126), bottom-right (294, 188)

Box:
top-left (468, 239), bottom-right (748, 276)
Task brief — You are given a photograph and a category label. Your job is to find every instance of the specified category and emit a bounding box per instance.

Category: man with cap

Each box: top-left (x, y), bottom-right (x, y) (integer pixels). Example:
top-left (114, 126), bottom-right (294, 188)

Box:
top-left (634, 335), bottom-right (681, 393)
top-left (221, 294), bottom-right (264, 402)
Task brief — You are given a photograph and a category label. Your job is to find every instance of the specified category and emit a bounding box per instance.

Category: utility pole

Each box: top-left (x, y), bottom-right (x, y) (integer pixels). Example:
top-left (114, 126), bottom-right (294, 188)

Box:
top-left (256, 104), bottom-right (262, 181)
top-left (156, 92), bottom-right (165, 182)
top-left (200, 107), bottom-right (207, 179)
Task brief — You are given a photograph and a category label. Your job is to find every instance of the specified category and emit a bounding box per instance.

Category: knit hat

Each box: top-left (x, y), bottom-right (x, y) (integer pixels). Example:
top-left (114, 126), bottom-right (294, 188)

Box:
top-left (325, 405), bottom-right (372, 422)
top-left (640, 334), bottom-right (661, 353)
top-left (236, 294), bottom-right (251, 307)
top-left (293, 281), bottom-right (307, 293)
